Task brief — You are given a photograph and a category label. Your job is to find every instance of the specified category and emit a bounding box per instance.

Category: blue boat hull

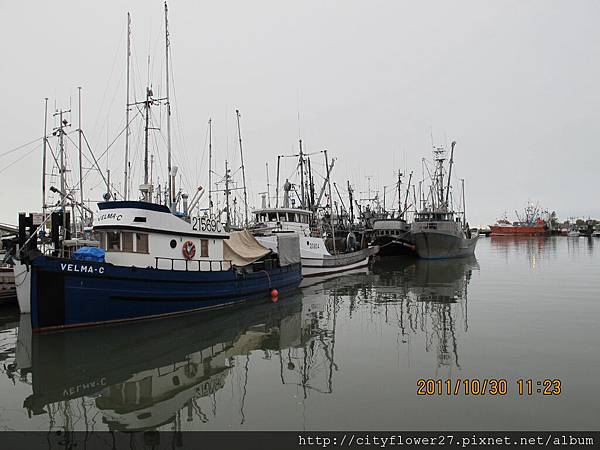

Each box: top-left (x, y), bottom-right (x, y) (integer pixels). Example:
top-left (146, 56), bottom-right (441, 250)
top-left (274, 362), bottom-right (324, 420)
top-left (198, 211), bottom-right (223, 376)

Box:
top-left (30, 256), bottom-right (302, 331)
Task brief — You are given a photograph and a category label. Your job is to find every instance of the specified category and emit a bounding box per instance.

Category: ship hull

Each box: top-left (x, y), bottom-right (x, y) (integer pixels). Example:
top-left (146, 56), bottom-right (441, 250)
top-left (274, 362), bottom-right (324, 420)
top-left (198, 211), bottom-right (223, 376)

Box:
top-left (371, 236), bottom-right (416, 257)
top-left (489, 225), bottom-right (550, 236)
top-left (256, 235), bottom-right (378, 277)
top-left (29, 255), bottom-right (302, 332)
top-left (301, 246), bottom-right (379, 277)
top-left (412, 231), bottom-right (478, 259)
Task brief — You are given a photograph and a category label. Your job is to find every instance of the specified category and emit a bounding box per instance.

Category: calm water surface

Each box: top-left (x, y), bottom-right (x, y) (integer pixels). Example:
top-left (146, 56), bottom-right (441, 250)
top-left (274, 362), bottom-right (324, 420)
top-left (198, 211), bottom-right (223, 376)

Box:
top-left (0, 237), bottom-right (598, 431)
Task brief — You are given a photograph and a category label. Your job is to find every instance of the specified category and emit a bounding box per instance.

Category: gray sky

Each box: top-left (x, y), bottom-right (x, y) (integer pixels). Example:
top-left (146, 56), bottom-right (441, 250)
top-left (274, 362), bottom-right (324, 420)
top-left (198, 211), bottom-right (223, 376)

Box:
top-left (1, 0), bottom-right (599, 226)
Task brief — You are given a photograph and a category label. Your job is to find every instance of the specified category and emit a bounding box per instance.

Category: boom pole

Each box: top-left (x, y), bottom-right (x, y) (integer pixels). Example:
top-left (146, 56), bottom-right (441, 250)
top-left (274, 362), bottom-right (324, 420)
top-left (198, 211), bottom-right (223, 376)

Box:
top-left (445, 141), bottom-right (456, 207)
top-left (404, 171), bottom-right (413, 215)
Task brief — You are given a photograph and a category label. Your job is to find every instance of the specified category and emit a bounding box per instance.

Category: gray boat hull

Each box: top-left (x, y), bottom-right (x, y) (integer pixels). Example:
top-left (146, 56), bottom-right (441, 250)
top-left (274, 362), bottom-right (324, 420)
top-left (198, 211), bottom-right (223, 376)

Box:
top-left (412, 231), bottom-right (478, 259)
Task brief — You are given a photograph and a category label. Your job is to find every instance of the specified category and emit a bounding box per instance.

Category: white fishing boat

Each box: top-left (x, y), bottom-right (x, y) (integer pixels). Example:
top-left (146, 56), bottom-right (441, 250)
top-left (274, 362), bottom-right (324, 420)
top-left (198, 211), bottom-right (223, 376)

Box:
top-left (250, 143), bottom-right (378, 276)
top-left (252, 207), bottom-right (377, 276)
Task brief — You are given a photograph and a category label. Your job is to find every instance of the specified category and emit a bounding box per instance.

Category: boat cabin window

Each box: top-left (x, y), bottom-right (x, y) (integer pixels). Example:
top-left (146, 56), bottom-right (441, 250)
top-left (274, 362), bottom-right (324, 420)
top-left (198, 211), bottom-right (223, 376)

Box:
top-left (268, 212), bottom-right (278, 222)
top-left (200, 239), bottom-right (209, 257)
top-left (107, 231), bottom-right (121, 252)
top-left (122, 232), bottom-right (134, 252)
top-left (288, 213), bottom-right (297, 223)
top-left (136, 233), bottom-right (149, 254)
top-left (101, 231), bottom-right (148, 253)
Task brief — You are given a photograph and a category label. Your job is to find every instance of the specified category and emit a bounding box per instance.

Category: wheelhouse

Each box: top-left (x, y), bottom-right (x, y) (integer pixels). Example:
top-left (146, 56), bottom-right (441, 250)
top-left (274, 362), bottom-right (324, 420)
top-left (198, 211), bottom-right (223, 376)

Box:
top-left (253, 208), bottom-right (312, 225)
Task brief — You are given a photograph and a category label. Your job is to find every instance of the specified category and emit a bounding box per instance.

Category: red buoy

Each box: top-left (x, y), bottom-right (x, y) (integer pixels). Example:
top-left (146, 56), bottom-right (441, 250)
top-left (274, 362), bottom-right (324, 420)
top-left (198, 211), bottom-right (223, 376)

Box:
top-left (270, 289), bottom-right (279, 297)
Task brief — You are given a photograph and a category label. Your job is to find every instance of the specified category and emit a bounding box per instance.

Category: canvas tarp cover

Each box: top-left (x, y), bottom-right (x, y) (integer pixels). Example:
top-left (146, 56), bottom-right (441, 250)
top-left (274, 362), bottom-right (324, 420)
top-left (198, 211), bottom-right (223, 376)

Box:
top-left (223, 230), bottom-right (271, 267)
top-left (277, 233), bottom-right (301, 266)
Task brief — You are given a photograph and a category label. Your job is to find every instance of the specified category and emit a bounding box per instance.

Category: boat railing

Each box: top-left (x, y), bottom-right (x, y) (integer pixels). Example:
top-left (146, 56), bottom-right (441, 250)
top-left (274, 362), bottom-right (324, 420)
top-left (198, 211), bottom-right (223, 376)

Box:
top-left (154, 257), bottom-right (232, 272)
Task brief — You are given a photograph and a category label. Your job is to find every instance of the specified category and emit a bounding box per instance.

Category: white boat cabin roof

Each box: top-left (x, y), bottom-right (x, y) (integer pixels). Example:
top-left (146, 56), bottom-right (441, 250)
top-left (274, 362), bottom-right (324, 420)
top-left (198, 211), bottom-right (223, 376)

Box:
top-left (94, 201), bottom-right (227, 239)
top-left (253, 208), bottom-right (312, 224)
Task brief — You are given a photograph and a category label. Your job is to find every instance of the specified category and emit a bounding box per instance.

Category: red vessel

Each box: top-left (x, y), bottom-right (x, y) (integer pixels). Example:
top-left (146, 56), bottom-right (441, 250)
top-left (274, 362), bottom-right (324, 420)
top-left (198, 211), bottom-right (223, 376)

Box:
top-left (490, 205), bottom-right (551, 236)
top-left (489, 219), bottom-right (550, 236)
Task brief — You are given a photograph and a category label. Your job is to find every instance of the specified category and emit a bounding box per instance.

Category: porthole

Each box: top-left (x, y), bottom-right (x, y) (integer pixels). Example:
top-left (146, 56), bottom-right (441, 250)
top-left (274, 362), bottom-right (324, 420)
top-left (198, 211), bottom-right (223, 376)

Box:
top-left (170, 239), bottom-right (177, 249)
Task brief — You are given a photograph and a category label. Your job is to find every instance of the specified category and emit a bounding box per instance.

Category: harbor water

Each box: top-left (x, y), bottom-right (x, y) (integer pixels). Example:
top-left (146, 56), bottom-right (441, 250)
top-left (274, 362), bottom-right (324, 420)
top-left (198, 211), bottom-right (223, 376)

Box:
top-left (0, 236), bottom-right (598, 431)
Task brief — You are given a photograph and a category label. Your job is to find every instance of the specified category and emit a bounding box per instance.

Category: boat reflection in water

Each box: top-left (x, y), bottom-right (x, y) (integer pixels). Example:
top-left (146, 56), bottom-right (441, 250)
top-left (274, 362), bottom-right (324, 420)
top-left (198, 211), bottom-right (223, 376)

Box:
top-left (489, 235), bottom-right (557, 269)
top-left (15, 292), bottom-right (309, 432)
top-left (369, 256), bottom-right (478, 370)
top-left (10, 258), bottom-right (478, 433)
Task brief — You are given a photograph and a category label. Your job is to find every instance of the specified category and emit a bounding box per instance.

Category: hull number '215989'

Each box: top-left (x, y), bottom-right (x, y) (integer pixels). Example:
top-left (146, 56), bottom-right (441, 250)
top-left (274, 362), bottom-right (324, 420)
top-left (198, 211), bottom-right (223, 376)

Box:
top-left (192, 216), bottom-right (222, 233)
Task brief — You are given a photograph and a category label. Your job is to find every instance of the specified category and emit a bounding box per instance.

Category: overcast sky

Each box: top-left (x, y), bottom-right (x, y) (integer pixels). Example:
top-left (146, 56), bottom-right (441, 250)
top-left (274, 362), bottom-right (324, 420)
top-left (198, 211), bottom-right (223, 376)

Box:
top-left (1, 0), bottom-right (599, 226)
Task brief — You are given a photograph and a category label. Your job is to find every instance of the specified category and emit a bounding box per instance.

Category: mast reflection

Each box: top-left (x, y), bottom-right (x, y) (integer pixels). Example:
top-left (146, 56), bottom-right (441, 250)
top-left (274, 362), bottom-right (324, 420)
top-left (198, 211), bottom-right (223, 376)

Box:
top-left (368, 256), bottom-right (478, 372)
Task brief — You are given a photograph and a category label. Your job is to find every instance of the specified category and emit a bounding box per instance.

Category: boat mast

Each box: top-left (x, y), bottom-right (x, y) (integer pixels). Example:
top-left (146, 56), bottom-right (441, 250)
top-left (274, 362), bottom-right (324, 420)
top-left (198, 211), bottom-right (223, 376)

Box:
top-left (308, 157), bottom-right (315, 210)
top-left (275, 155), bottom-right (281, 208)
top-left (77, 87), bottom-right (84, 229)
top-left (324, 150), bottom-right (336, 253)
top-left (224, 160), bottom-right (231, 230)
top-left (235, 109), bottom-right (249, 226)
top-left (445, 141), bottom-right (456, 208)
top-left (55, 108), bottom-right (70, 252)
top-left (347, 180), bottom-right (354, 223)
top-left (143, 87), bottom-right (151, 200)
top-left (42, 98), bottom-right (48, 217)
top-left (397, 171), bottom-right (402, 217)
top-left (124, 12), bottom-right (131, 201)
top-left (164, 1), bottom-right (173, 211)
top-left (208, 118), bottom-right (212, 215)
top-left (461, 178), bottom-right (466, 226)
top-left (266, 162), bottom-right (271, 207)
top-left (299, 139), bottom-right (305, 208)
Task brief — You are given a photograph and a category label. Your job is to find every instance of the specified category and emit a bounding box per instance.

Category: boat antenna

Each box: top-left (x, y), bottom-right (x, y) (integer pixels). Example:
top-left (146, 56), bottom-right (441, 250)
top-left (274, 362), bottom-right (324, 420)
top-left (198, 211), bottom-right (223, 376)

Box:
top-left (123, 12), bottom-right (131, 201)
top-left (164, 1), bottom-right (173, 211)
top-left (235, 109), bottom-right (249, 226)
top-left (208, 118), bottom-right (213, 215)
top-left (445, 140), bottom-right (456, 207)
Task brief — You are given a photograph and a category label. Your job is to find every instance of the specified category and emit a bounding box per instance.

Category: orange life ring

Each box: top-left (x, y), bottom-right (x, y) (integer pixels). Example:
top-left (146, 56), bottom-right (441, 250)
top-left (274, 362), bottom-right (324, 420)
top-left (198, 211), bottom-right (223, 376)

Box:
top-left (182, 241), bottom-right (196, 260)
